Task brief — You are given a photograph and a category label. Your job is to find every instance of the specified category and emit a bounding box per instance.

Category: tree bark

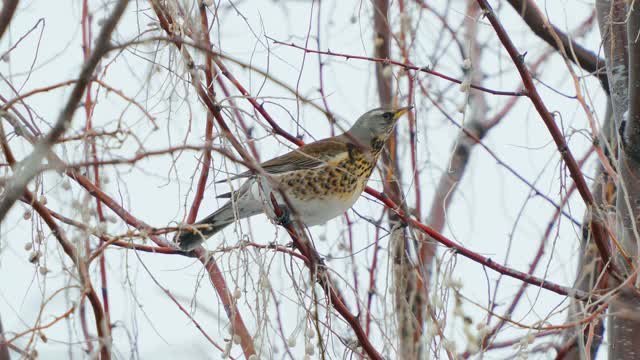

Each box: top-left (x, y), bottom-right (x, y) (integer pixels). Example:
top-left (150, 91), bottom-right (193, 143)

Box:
top-left (595, 0), bottom-right (640, 359)
top-left (372, 0), bottom-right (421, 358)
top-left (0, 313), bottom-right (9, 360)
top-left (563, 101), bottom-right (614, 360)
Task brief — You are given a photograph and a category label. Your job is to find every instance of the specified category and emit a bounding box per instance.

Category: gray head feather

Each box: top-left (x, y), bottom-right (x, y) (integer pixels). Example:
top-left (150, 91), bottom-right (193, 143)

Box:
top-left (347, 107), bottom-right (411, 145)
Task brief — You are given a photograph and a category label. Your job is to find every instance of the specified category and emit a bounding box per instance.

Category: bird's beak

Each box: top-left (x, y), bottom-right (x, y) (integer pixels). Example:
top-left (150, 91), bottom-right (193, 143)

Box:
top-left (393, 105), bottom-right (413, 120)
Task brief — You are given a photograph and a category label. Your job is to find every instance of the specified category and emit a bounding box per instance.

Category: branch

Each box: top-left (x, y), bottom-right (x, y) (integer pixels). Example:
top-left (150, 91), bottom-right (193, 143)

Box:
top-left (475, 0), bottom-right (617, 277)
top-left (31, 181), bottom-right (111, 358)
top-left (69, 166), bottom-right (258, 357)
top-left (480, 149), bottom-right (591, 352)
top-left (268, 195), bottom-right (384, 360)
top-left (366, 187), bottom-right (594, 301)
top-left (372, 0), bottom-right (423, 357)
top-left (131, 3), bottom-right (260, 357)
top-left (605, 0), bottom-right (640, 358)
top-left (186, 3), bottom-right (217, 224)
top-left (0, 0), bottom-right (129, 222)
top-left (0, 116), bottom-right (110, 358)
top-left (0, 0), bottom-right (18, 41)
top-left (269, 38), bottom-right (527, 97)
top-left (0, 312), bottom-right (9, 360)
top-left (506, 0), bottom-right (609, 93)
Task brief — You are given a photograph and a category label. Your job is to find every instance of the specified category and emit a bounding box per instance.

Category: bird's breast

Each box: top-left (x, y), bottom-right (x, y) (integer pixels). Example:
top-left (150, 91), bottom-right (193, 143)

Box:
top-left (278, 154), bottom-right (375, 202)
top-left (264, 153), bottom-right (378, 225)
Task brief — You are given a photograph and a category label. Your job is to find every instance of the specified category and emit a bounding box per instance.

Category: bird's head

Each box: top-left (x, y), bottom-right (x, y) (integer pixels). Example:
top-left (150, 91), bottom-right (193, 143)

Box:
top-left (347, 106), bottom-right (413, 148)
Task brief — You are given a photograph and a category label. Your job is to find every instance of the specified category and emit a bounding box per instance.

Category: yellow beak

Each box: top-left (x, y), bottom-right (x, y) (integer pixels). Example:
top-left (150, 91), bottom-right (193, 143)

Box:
top-left (393, 105), bottom-right (413, 119)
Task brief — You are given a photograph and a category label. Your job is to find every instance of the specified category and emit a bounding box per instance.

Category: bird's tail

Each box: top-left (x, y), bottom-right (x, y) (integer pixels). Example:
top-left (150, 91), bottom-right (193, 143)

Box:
top-left (175, 202), bottom-right (235, 251)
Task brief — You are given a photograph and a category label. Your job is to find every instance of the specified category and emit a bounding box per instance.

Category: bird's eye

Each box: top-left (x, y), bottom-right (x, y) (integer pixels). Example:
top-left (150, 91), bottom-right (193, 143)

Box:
top-left (383, 112), bottom-right (394, 120)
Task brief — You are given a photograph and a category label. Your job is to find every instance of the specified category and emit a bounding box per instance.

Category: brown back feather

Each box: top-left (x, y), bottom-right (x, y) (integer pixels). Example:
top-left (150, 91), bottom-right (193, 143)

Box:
top-left (218, 137), bottom-right (352, 182)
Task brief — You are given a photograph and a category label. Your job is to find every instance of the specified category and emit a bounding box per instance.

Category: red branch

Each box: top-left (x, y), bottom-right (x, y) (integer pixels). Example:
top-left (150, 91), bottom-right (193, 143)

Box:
top-left (364, 187), bottom-right (593, 300)
top-left (475, 0), bottom-right (615, 274)
top-left (186, 4), bottom-right (217, 224)
top-left (81, 0), bottom-right (112, 339)
top-left (268, 194), bottom-right (383, 360)
top-left (268, 37), bottom-right (527, 97)
top-left (69, 168), bottom-right (257, 357)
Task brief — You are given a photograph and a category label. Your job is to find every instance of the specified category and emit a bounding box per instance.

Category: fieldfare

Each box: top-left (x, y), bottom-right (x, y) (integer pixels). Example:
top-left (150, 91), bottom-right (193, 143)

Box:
top-left (176, 106), bottom-right (412, 251)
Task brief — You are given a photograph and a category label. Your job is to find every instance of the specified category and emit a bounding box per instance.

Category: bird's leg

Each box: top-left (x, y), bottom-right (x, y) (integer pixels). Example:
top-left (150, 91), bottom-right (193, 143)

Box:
top-left (274, 204), bottom-right (292, 227)
top-left (268, 192), bottom-right (293, 227)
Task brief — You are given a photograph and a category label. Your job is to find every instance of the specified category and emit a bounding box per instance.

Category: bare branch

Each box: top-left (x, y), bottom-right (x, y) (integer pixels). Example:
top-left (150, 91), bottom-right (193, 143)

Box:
top-left (0, 313), bottom-right (9, 360)
top-left (476, 0), bottom-right (618, 276)
top-left (506, 0), bottom-right (609, 93)
top-left (0, 0), bottom-right (129, 222)
top-left (0, 0), bottom-right (18, 41)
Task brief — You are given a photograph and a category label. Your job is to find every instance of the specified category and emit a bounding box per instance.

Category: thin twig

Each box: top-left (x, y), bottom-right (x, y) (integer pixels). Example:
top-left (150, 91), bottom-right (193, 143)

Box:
top-left (0, 0), bottom-right (129, 222)
top-left (475, 0), bottom-right (617, 276)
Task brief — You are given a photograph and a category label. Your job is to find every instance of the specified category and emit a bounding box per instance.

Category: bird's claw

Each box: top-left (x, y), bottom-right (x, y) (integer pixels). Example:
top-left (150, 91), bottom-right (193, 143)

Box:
top-left (275, 206), bottom-right (292, 227)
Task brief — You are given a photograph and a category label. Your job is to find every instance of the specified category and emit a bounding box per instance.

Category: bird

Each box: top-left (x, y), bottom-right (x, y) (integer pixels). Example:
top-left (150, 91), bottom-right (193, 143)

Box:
top-left (175, 106), bottom-right (413, 251)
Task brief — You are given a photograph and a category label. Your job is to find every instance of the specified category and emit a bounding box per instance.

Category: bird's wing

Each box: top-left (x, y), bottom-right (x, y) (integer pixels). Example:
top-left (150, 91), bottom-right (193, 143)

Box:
top-left (217, 137), bottom-right (349, 183)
